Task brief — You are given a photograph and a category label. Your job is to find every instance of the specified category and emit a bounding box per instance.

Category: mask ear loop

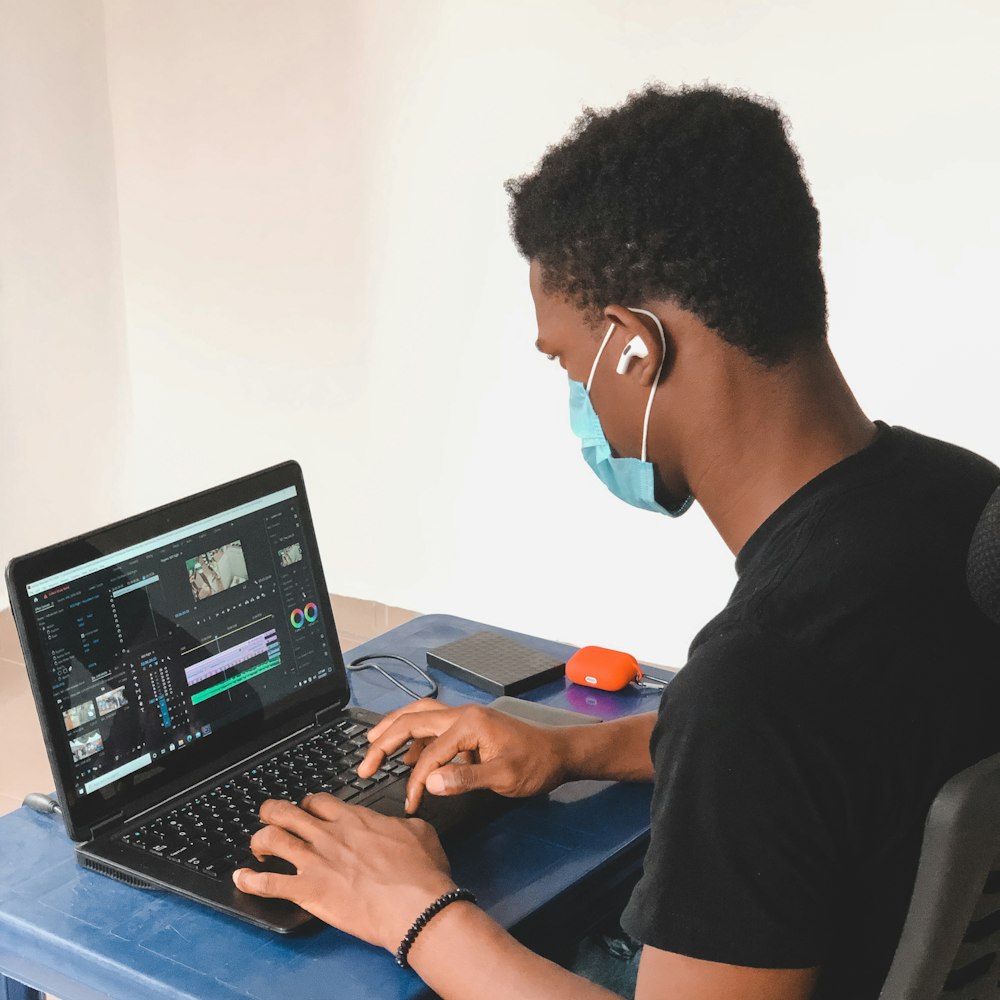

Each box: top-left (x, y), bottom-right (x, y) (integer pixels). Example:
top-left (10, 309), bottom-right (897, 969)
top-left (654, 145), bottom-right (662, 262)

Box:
top-left (627, 307), bottom-right (666, 463)
top-left (585, 323), bottom-right (617, 394)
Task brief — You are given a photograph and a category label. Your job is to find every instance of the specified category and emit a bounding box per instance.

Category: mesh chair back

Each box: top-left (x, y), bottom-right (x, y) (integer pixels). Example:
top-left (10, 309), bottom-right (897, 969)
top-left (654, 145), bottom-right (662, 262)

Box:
top-left (969, 486), bottom-right (1000, 626)
top-left (879, 486), bottom-right (1000, 999)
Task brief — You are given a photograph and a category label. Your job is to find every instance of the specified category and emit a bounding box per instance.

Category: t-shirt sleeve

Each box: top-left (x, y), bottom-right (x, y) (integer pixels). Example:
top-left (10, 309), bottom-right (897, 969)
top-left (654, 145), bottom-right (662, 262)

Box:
top-left (620, 627), bottom-right (848, 968)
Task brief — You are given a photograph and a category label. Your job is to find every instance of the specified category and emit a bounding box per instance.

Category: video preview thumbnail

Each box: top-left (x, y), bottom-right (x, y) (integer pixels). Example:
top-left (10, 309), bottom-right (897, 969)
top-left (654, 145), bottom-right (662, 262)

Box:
top-left (186, 540), bottom-right (248, 602)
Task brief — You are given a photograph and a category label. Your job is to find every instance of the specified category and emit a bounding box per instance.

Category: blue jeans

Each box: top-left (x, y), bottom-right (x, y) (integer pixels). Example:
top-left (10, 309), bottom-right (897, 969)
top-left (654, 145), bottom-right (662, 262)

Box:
top-left (568, 932), bottom-right (642, 999)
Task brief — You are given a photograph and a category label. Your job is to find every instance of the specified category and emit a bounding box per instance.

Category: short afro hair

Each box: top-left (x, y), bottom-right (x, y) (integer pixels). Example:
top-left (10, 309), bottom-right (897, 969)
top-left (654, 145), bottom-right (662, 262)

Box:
top-left (505, 84), bottom-right (827, 365)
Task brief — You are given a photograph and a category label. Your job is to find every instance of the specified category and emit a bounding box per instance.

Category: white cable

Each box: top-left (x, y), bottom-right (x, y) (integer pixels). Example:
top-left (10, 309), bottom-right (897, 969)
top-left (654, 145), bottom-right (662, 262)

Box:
top-left (585, 322), bottom-right (617, 394)
top-left (628, 308), bottom-right (667, 463)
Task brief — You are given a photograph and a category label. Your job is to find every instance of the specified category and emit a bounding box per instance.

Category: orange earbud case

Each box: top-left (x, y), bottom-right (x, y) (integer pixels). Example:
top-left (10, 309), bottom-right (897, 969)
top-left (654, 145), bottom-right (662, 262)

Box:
top-left (566, 645), bottom-right (643, 692)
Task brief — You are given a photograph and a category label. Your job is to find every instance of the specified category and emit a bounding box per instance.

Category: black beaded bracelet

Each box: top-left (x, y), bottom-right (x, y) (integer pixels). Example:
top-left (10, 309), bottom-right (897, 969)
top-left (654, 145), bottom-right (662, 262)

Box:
top-left (395, 887), bottom-right (478, 969)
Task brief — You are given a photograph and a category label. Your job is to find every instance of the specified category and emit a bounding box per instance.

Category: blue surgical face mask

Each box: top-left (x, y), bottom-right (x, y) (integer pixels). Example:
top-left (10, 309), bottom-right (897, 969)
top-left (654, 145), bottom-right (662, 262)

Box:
top-left (568, 307), bottom-right (694, 516)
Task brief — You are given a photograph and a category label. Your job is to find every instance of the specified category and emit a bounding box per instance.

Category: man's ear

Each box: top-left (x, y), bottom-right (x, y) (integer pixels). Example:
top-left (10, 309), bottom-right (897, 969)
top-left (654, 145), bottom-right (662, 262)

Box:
top-left (603, 304), bottom-right (670, 388)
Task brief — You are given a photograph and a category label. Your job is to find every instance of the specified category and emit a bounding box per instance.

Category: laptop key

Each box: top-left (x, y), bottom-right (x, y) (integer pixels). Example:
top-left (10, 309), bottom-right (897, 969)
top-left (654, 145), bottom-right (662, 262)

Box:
top-left (206, 852), bottom-right (244, 876)
top-left (122, 830), bottom-right (150, 849)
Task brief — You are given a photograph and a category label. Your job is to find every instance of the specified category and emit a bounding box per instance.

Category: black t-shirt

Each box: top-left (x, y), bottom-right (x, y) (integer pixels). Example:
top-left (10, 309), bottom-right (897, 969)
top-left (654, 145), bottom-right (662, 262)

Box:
top-left (620, 423), bottom-right (1000, 999)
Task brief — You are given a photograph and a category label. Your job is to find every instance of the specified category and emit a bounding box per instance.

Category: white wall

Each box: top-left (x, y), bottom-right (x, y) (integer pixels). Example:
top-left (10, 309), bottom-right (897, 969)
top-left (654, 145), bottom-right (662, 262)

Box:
top-left (0, 0), bottom-right (130, 598)
top-left (3, 0), bottom-right (998, 666)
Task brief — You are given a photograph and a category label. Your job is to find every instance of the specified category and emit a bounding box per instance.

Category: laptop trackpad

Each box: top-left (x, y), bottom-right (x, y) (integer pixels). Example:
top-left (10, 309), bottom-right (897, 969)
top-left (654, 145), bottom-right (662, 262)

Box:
top-left (367, 786), bottom-right (449, 823)
top-left (367, 790), bottom-right (407, 818)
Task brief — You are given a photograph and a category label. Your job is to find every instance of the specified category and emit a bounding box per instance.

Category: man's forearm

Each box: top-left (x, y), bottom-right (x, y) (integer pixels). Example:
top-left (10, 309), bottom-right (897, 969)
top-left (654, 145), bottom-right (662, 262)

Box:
top-left (553, 711), bottom-right (657, 783)
top-left (408, 899), bottom-right (621, 1000)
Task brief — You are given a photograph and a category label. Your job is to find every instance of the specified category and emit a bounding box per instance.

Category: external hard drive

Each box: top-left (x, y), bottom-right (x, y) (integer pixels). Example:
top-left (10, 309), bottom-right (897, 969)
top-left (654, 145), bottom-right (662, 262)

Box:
top-left (425, 631), bottom-right (566, 696)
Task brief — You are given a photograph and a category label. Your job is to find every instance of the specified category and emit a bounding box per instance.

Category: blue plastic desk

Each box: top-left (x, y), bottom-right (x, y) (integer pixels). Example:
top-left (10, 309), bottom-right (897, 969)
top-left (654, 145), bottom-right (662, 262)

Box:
top-left (0, 614), bottom-right (668, 1000)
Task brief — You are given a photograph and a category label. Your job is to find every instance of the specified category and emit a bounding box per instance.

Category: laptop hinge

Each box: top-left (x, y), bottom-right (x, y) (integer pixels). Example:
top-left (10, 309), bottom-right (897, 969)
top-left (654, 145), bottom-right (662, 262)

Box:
top-left (315, 703), bottom-right (343, 728)
top-left (90, 812), bottom-right (125, 840)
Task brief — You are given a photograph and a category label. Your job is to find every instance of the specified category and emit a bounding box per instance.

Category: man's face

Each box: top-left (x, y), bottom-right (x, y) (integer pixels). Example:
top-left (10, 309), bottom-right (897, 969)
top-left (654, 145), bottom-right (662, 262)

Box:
top-left (528, 260), bottom-right (649, 462)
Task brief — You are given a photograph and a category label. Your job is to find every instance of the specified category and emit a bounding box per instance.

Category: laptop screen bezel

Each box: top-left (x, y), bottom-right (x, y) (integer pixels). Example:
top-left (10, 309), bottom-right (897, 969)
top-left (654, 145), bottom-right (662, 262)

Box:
top-left (5, 460), bottom-right (350, 841)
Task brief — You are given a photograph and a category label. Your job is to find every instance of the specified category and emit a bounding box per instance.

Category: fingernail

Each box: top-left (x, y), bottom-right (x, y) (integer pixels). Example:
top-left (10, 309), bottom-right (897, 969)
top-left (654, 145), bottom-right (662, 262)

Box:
top-left (404, 795), bottom-right (410, 811)
top-left (426, 773), bottom-right (445, 794)
top-left (232, 869), bottom-right (244, 886)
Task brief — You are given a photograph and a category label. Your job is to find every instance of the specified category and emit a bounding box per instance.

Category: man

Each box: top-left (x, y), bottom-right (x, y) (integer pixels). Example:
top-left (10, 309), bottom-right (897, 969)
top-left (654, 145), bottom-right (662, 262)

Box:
top-left (232, 85), bottom-right (1000, 999)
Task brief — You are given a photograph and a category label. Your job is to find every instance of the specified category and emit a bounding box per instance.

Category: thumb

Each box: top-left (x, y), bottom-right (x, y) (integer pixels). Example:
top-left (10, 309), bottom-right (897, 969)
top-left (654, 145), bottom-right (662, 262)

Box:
top-left (425, 760), bottom-right (502, 796)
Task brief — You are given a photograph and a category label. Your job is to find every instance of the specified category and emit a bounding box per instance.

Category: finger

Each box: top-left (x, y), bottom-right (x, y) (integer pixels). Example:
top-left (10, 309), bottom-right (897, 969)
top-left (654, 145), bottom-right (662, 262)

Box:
top-left (404, 725), bottom-right (488, 814)
top-left (366, 708), bottom-right (461, 757)
top-left (358, 709), bottom-right (461, 777)
top-left (424, 759), bottom-right (506, 798)
top-left (249, 823), bottom-right (310, 868)
top-left (355, 746), bottom-right (384, 779)
top-left (259, 798), bottom-right (323, 843)
top-left (302, 793), bottom-right (408, 838)
top-left (400, 738), bottom-right (429, 767)
top-left (366, 698), bottom-right (446, 743)
top-left (300, 791), bottom-right (358, 823)
top-left (232, 866), bottom-right (300, 900)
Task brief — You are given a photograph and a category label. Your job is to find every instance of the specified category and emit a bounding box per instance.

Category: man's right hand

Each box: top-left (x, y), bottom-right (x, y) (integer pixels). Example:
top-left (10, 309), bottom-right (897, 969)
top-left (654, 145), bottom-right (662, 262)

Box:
top-left (356, 699), bottom-right (569, 814)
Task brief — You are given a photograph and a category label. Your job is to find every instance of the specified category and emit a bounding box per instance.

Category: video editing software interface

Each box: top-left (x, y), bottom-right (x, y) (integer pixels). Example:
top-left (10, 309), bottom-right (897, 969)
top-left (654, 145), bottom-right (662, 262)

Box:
top-left (26, 486), bottom-right (335, 799)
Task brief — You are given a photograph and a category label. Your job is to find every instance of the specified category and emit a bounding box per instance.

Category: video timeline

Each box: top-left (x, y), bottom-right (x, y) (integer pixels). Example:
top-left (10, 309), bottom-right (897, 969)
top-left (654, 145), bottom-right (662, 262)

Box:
top-left (184, 627), bottom-right (281, 706)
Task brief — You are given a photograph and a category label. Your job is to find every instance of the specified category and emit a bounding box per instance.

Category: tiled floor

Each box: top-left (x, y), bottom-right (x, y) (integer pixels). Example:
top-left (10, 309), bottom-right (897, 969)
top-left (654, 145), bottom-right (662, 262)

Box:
top-left (0, 596), bottom-right (418, 816)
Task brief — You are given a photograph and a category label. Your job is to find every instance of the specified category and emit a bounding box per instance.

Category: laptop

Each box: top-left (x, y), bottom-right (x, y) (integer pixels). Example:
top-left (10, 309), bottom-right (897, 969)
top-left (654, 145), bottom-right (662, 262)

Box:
top-left (4, 461), bottom-right (506, 932)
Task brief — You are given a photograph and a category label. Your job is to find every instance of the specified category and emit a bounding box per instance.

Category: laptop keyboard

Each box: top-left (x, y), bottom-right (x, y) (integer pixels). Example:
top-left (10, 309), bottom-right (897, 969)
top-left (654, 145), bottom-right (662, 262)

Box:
top-left (119, 717), bottom-right (408, 880)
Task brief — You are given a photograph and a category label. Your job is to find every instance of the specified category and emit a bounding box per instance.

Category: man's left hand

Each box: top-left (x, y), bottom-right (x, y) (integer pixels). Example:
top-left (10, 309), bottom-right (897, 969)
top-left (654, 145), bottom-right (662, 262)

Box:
top-left (232, 794), bottom-right (459, 952)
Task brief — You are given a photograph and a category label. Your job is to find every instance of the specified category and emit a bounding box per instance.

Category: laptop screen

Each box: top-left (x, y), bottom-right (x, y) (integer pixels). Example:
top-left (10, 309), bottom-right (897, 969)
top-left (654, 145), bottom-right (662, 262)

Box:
top-left (10, 463), bottom-right (347, 833)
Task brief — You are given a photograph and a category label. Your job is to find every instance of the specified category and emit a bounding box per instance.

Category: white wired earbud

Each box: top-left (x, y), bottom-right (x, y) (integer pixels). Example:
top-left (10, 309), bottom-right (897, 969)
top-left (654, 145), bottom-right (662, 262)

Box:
top-left (615, 335), bottom-right (649, 375)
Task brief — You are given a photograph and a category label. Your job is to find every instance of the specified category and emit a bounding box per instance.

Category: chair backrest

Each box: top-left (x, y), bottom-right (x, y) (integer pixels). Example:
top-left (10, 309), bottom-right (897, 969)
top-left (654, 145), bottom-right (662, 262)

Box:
top-left (879, 753), bottom-right (1000, 999)
top-left (879, 486), bottom-right (1000, 999)
top-left (969, 486), bottom-right (1000, 627)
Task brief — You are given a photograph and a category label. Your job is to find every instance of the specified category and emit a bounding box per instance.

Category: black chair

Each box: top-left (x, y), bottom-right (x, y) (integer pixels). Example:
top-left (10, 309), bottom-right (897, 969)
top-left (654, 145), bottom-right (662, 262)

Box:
top-left (879, 486), bottom-right (1000, 999)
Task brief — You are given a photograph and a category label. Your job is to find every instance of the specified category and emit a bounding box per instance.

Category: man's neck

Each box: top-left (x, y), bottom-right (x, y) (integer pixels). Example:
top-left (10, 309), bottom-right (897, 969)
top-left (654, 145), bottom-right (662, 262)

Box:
top-left (685, 343), bottom-right (876, 556)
